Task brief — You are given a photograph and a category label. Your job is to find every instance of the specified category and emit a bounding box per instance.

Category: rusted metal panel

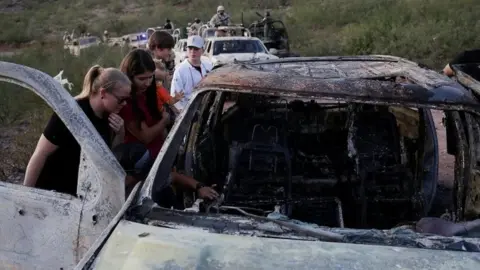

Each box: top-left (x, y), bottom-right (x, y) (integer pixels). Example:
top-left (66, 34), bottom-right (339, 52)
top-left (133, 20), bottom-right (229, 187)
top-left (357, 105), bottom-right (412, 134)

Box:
top-left (0, 61), bottom-right (126, 269)
top-left (450, 111), bottom-right (469, 221)
top-left (197, 57), bottom-right (480, 112)
top-left (451, 64), bottom-right (480, 97)
top-left (464, 114), bottom-right (480, 218)
top-left (75, 182), bottom-right (143, 270)
top-left (0, 182), bottom-right (80, 270)
top-left (89, 220), bottom-right (480, 270)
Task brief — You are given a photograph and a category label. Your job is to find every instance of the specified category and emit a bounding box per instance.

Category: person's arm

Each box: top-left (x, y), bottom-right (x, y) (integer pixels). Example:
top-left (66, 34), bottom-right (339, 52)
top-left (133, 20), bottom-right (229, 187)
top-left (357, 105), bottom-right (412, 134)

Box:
top-left (167, 93), bottom-right (184, 105)
top-left (119, 104), bottom-right (170, 145)
top-left (171, 172), bottom-right (219, 200)
top-left (24, 112), bottom-right (67, 187)
top-left (169, 105), bottom-right (180, 115)
top-left (24, 135), bottom-right (59, 187)
top-left (124, 112), bottom-right (170, 145)
top-left (111, 128), bottom-right (124, 148)
top-left (443, 64), bottom-right (454, 76)
top-left (109, 113), bottom-right (125, 148)
top-left (444, 50), bottom-right (478, 76)
top-left (157, 86), bottom-right (179, 106)
top-left (209, 15), bottom-right (218, 27)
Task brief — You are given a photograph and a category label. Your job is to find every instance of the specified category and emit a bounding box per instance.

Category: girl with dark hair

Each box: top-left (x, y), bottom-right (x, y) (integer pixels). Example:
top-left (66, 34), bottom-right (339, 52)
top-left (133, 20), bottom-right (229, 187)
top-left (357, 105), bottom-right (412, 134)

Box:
top-left (118, 49), bottom-right (219, 201)
top-left (119, 49), bottom-right (170, 160)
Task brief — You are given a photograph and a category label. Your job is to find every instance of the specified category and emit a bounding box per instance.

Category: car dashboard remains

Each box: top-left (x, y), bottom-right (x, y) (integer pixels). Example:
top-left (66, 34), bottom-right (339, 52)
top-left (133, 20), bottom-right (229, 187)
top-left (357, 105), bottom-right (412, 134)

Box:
top-left (127, 58), bottom-right (480, 254)
top-left (186, 93), bottom-right (429, 231)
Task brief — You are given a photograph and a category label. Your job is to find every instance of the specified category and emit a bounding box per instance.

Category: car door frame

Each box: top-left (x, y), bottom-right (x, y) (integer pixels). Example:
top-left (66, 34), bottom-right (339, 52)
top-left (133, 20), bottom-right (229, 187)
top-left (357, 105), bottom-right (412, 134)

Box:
top-left (0, 61), bottom-right (126, 269)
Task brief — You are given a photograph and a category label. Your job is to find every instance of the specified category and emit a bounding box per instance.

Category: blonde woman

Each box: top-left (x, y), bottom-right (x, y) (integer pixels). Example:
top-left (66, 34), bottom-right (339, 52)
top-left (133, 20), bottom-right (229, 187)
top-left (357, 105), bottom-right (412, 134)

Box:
top-left (24, 65), bottom-right (132, 196)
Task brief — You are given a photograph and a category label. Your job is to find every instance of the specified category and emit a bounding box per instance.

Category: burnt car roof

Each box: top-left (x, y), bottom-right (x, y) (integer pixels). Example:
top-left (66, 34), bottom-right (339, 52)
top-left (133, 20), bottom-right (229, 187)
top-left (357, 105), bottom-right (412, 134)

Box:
top-left (196, 56), bottom-right (480, 112)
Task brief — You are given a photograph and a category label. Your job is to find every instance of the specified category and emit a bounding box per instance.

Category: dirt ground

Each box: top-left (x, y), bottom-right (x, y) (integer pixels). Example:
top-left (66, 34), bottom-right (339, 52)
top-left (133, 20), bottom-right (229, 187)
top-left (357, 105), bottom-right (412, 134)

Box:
top-left (431, 110), bottom-right (455, 188)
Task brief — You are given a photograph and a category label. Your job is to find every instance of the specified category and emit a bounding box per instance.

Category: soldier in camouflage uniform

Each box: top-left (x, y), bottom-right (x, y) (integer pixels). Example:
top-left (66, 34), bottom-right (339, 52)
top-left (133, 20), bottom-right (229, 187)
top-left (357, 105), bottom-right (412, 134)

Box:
top-left (190, 18), bottom-right (202, 35)
top-left (261, 11), bottom-right (274, 41)
top-left (103, 30), bottom-right (110, 43)
top-left (209, 5), bottom-right (230, 27)
top-left (63, 31), bottom-right (71, 43)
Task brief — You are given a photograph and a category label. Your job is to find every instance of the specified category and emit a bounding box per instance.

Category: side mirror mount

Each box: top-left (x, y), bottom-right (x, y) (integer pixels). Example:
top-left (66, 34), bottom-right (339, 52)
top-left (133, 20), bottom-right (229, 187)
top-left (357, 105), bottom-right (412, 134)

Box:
top-left (269, 48), bottom-right (278, 55)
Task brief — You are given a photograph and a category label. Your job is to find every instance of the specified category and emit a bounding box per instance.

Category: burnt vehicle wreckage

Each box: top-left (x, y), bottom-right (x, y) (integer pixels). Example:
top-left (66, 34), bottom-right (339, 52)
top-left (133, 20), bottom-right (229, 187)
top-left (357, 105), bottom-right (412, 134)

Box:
top-left (1, 56), bottom-right (480, 269)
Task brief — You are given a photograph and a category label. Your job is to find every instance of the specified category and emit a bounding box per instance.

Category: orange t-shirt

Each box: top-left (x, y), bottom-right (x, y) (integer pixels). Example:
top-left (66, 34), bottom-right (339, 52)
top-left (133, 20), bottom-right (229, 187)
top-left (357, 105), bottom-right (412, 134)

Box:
top-left (156, 83), bottom-right (173, 110)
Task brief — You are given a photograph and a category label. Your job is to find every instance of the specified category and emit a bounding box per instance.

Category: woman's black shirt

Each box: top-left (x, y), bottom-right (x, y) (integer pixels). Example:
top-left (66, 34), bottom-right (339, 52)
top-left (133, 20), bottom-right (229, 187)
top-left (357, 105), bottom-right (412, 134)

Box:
top-left (35, 98), bottom-right (111, 196)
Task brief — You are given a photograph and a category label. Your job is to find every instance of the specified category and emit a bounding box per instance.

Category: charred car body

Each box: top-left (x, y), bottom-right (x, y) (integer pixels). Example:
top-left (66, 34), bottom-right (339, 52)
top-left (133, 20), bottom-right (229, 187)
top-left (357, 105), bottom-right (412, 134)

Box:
top-left (87, 56), bottom-right (480, 268)
top-left (1, 56), bottom-right (480, 269)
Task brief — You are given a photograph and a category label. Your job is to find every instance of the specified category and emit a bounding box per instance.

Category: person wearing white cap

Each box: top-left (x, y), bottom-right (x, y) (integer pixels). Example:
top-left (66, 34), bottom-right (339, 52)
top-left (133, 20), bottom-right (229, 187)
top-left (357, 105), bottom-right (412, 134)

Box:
top-left (170, 35), bottom-right (213, 112)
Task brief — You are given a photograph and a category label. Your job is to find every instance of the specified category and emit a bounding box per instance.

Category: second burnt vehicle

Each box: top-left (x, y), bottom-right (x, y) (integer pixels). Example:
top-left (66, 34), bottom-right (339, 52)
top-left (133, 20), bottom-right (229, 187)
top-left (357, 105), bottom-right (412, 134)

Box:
top-left (77, 56), bottom-right (480, 269)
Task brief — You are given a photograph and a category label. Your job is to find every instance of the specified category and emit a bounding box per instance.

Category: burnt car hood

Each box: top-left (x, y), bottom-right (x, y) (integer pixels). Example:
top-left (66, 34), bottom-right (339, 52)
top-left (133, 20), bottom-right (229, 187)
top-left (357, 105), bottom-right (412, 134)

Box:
top-left (90, 220), bottom-right (480, 270)
top-left (198, 56), bottom-right (480, 113)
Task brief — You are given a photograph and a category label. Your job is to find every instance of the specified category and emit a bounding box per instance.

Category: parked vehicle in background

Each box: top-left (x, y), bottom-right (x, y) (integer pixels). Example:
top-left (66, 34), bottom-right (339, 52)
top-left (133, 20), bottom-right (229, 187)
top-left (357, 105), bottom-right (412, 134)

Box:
top-left (64, 36), bottom-right (102, 56)
top-left (173, 38), bottom-right (188, 66)
top-left (203, 36), bottom-right (279, 66)
top-left (122, 32), bottom-right (148, 49)
top-left (245, 11), bottom-right (298, 58)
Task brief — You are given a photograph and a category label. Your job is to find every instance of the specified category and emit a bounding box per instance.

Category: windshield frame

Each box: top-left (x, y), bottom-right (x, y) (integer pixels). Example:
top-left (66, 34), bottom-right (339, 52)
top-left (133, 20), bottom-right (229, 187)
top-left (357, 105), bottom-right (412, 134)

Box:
top-left (212, 39), bottom-right (267, 55)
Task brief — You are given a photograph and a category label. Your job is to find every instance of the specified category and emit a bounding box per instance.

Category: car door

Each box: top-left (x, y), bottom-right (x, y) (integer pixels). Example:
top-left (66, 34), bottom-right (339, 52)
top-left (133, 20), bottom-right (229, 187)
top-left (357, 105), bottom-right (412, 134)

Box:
top-left (0, 61), bottom-right (126, 269)
top-left (443, 65), bottom-right (480, 220)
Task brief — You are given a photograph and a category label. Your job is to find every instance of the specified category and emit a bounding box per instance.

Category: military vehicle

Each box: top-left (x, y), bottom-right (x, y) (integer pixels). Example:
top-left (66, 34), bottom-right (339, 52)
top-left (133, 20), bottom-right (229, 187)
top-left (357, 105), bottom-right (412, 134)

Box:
top-left (245, 12), bottom-right (298, 58)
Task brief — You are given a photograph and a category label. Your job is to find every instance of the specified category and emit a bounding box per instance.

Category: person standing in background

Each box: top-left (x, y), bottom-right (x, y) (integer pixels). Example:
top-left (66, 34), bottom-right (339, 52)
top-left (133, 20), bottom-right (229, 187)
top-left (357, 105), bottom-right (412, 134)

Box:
top-left (170, 35), bottom-right (213, 112)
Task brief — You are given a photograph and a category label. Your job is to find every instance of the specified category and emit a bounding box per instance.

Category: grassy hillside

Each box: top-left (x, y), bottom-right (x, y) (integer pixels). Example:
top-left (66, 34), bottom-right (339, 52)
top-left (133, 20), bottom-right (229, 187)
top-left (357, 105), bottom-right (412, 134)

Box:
top-left (1, 0), bottom-right (479, 67)
top-left (0, 0), bottom-right (479, 180)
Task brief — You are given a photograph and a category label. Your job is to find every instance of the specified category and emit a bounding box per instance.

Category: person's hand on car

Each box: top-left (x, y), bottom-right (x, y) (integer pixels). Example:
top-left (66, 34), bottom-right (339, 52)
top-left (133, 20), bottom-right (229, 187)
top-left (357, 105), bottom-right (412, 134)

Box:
top-left (197, 184), bottom-right (219, 200)
top-left (173, 90), bottom-right (185, 103)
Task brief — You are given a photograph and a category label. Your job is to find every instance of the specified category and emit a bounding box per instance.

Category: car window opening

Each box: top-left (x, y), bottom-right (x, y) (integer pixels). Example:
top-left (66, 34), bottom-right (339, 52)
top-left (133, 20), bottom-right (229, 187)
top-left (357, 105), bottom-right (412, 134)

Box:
top-left (150, 91), bottom-right (444, 232)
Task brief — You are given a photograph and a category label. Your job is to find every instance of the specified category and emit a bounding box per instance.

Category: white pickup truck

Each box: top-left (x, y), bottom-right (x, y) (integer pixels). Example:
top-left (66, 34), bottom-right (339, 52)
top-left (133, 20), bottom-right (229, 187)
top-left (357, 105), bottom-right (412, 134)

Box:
top-left (203, 36), bottom-right (279, 66)
top-left (122, 32), bottom-right (148, 49)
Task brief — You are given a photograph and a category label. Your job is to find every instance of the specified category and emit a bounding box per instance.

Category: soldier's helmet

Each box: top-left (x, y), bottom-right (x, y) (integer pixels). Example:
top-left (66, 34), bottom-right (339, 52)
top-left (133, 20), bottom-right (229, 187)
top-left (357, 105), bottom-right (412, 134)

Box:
top-left (217, 5), bottom-right (225, 12)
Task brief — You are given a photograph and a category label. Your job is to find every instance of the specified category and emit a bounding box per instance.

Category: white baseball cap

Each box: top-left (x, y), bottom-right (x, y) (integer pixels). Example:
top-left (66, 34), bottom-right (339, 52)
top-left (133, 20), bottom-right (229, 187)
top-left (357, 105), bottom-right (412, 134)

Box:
top-left (187, 35), bottom-right (204, 49)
